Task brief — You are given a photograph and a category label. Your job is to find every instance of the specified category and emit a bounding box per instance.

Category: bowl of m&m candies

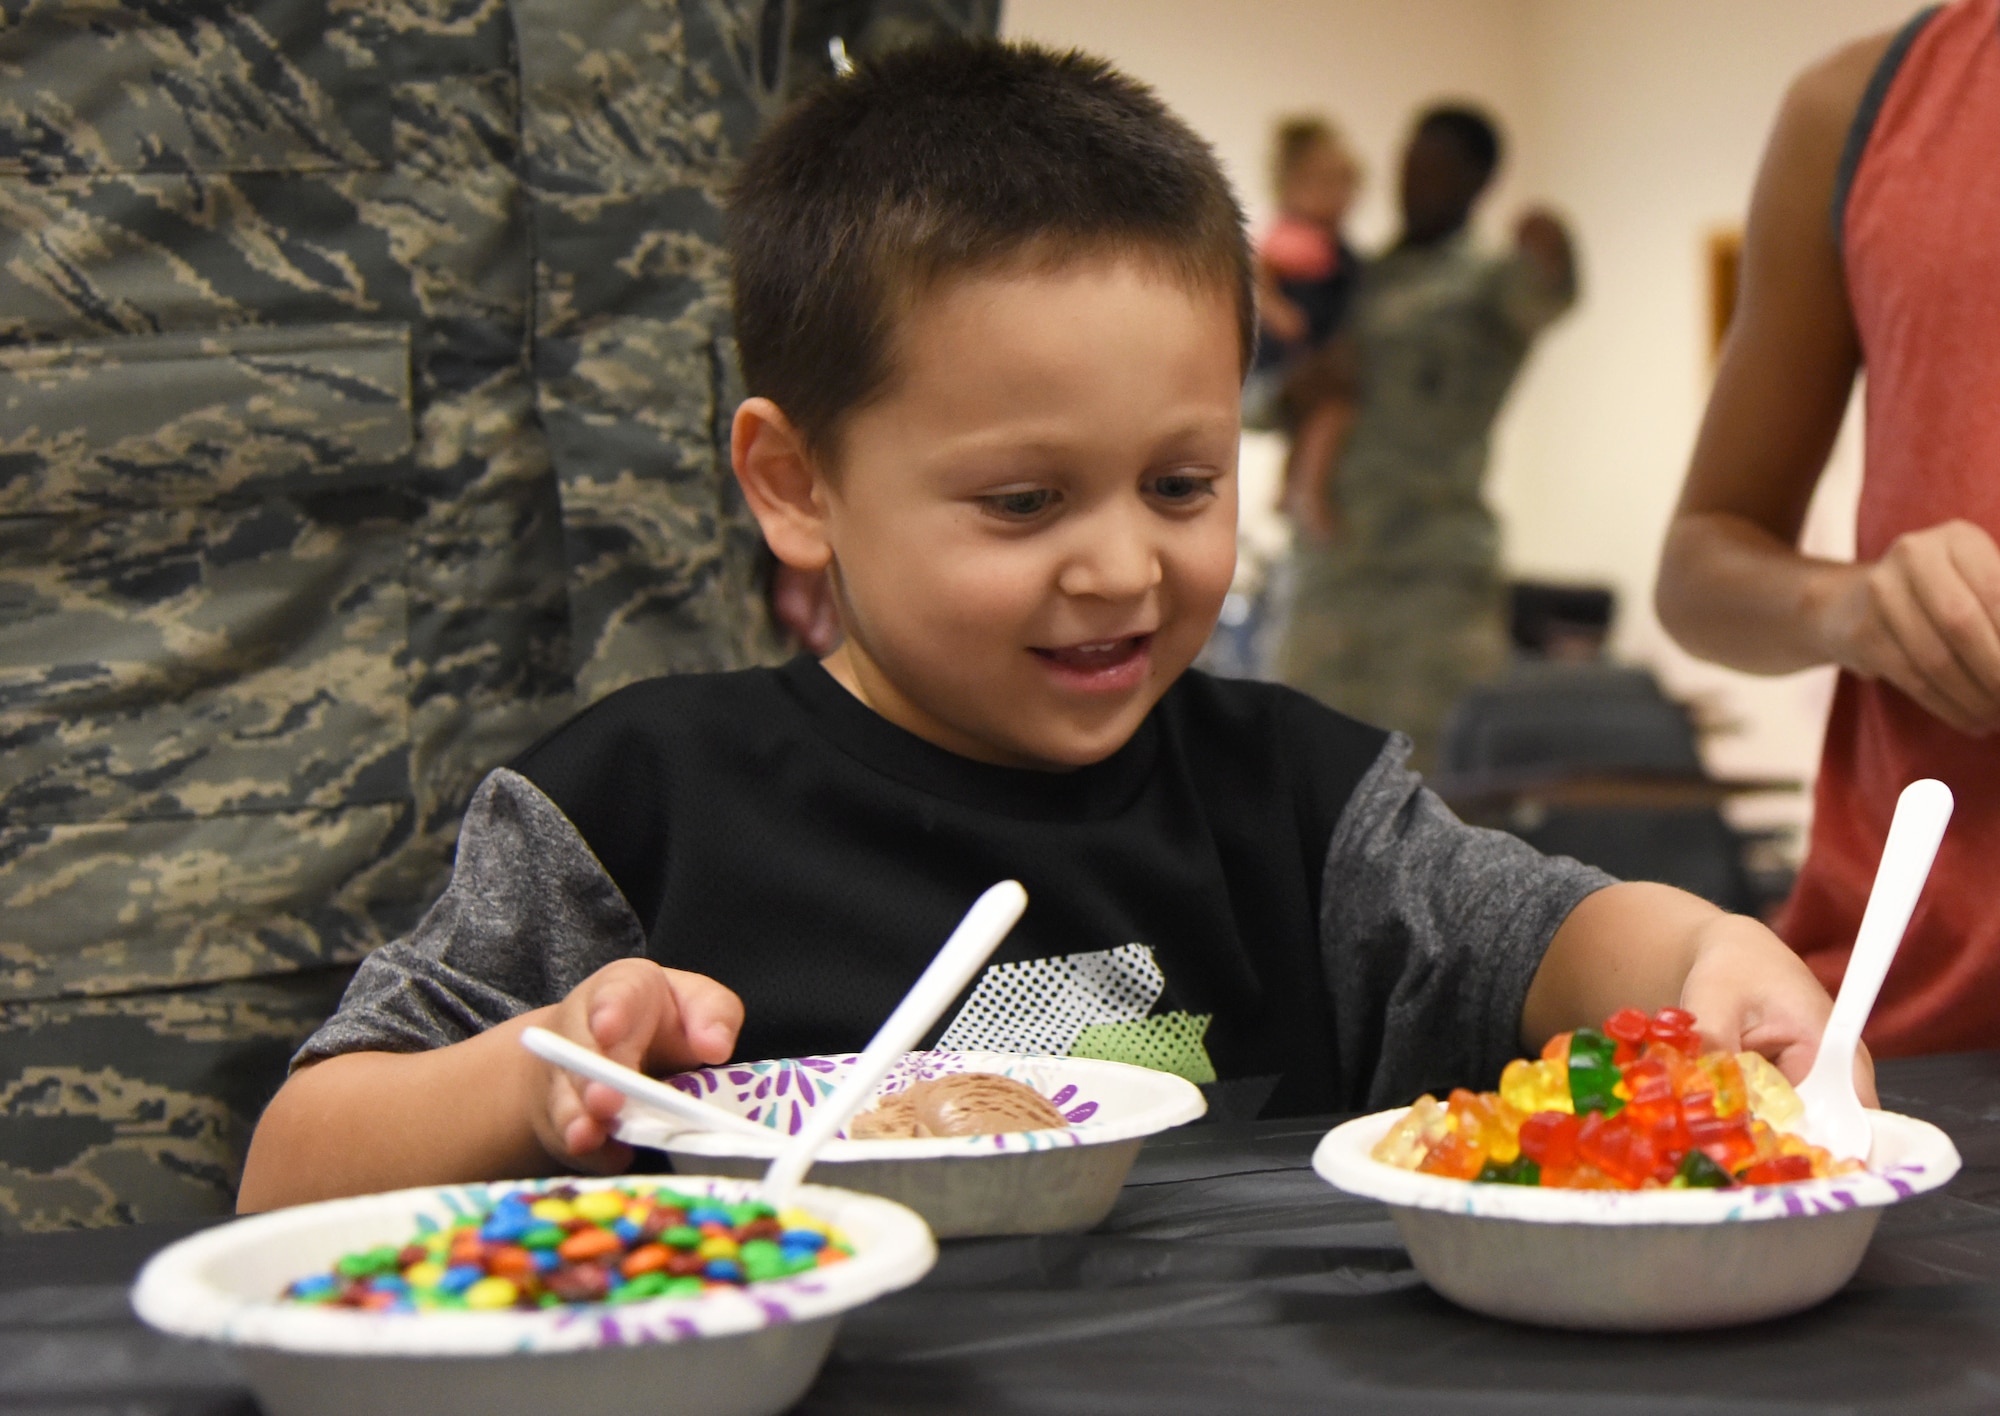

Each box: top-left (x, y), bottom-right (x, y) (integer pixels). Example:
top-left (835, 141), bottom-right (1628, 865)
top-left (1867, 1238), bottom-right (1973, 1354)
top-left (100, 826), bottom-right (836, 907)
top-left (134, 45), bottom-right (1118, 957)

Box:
top-left (130, 1174), bottom-right (935, 1416)
top-left (1313, 1007), bottom-right (1961, 1331)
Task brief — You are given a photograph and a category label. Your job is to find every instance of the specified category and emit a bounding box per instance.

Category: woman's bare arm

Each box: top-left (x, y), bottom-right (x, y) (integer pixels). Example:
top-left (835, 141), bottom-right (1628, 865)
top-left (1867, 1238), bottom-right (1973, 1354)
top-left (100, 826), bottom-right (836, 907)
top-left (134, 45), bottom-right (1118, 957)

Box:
top-left (1657, 28), bottom-right (2000, 735)
top-left (1653, 36), bottom-right (1881, 674)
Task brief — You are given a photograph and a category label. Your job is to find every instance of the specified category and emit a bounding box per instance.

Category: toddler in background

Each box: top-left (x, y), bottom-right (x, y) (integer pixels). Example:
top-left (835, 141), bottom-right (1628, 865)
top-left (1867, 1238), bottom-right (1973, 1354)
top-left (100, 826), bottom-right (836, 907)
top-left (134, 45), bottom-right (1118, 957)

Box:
top-left (1249, 115), bottom-right (1359, 379)
top-left (1243, 117), bottom-right (1361, 542)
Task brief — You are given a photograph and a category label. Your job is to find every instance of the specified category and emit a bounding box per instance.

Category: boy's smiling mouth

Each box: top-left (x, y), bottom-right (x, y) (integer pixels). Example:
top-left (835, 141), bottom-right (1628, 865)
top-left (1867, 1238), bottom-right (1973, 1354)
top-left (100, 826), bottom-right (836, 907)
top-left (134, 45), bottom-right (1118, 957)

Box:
top-left (1029, 633), bottom-right (1155, 691)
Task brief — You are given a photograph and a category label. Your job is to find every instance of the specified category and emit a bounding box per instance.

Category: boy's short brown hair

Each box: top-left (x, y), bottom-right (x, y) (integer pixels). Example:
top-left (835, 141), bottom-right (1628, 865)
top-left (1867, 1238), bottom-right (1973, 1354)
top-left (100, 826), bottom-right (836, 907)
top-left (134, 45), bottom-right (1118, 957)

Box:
top-left (727, 38), bottom-right (1252, 458)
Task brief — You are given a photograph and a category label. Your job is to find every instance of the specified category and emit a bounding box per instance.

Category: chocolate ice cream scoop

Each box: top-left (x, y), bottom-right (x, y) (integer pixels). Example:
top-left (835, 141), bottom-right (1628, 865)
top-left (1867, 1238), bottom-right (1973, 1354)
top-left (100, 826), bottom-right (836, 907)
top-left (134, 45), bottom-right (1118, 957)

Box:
top-left (910, 1073), bottom-right (1067, 1137)
top-left (848, 1089), bottom-right (918, 1139)
top-left (848, 1072), bottom-right (1068, 1139)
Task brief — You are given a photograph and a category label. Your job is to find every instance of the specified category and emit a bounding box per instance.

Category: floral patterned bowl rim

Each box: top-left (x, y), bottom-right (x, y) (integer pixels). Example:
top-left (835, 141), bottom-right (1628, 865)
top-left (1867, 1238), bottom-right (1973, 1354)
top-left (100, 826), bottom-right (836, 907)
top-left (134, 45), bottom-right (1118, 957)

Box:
top-left (131, 1174), bottom-right (935, 1356)
top-left (623, 1051), bottom-right (1207, 1161)
top-left (1313, 1106), bottom-right (1960, 1226)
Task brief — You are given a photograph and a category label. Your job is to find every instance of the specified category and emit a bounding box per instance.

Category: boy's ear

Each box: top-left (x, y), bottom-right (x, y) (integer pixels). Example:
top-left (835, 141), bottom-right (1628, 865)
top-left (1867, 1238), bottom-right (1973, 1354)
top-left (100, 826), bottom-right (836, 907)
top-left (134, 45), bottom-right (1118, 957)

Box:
top-left (731, 397), bottom-right (833, 572)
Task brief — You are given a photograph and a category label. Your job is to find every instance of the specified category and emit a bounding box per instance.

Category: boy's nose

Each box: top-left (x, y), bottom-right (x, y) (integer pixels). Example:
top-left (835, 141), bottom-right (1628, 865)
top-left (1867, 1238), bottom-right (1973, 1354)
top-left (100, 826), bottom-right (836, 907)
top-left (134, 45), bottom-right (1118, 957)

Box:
top-left (1055, 515), bottom-right (1164, 601)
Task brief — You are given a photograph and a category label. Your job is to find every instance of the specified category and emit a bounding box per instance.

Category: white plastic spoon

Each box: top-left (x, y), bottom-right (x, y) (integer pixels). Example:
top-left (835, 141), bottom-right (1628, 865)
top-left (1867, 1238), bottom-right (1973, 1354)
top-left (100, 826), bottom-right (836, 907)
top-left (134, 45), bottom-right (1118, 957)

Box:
top-left (1793, 777), bottom-right (1953, 1162)
top-left (519, 1024), bottom-right (775, 1142)
top-left (759, 879), bottom-right (1029, 1207)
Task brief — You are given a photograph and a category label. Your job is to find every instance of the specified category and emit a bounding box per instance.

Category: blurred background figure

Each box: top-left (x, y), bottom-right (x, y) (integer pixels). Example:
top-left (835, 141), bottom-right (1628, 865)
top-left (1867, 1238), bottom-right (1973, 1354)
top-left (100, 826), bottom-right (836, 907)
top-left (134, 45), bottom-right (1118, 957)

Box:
top-left (1242, 116), bottom-right (1361, 524)
top-left (1209, 115), bottom-right (1360, 679)
top-left (1276, 104), bottom-right (1577, 773)
top-left (0, 0), bottom-right (994, 1232)
top-left (1252, 117), bottom-right (1361, 375)
top-left (1656, 0), bottom-right (2000, 1056)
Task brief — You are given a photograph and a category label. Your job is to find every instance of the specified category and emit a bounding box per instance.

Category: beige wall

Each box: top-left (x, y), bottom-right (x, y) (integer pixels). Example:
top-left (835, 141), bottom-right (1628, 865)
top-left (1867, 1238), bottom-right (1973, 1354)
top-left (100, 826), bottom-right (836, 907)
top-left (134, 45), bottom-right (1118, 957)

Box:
top-left (1501, 0), bottom-right (1906, 835)
top-left (1003, 0), bottom-right (1915, 842)
top-left (1001, 0), bottom-right (1541, 246)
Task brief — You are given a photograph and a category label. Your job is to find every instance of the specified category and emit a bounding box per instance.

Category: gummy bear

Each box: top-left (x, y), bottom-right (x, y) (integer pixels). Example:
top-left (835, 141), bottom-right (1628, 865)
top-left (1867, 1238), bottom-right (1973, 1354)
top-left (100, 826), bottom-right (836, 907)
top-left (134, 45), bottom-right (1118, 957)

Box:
top-left (1737, 1052), bottom-right (1805, 1131)
top-left (1371, 1094), bottom-right (1450, 1168)
top-left (1577, 1112), bottom-right (1649, 1187)
top-left (1603, 1007), bottom-right (1650, 1067)
top-left (1417, 1116), bottom-right (1487, 1180)
top-left (1648, 1006), bottom-right (1700, 1058)
top-left (1620, 1061), bottom-right (1691, 1164)
top-left (1427, 1089), bottom-right (1517, 1172)
top-left (1738, 1154), bottom-right (1815, 1186)
top-left (1517, 1111), bottom-right (1581, 1171)
top-left (1476, 1155), bottom-right (1541, 1186)
top-left (1567, 1028), bottom-right (1624, 1116)
top-left (1698, 1052), bottom-right (1748, 1119)
top-left (1673, 1149), bottom-right (1735, 1188)
top-left (1499, 1057), bottom-right (1574, 1116)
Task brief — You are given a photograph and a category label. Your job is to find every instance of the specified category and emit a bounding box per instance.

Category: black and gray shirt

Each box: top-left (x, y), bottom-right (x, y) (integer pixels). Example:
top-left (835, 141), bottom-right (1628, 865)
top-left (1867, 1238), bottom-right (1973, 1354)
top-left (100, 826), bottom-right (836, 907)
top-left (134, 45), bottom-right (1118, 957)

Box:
top-left (297, 658), bottom-right (1612, 1118)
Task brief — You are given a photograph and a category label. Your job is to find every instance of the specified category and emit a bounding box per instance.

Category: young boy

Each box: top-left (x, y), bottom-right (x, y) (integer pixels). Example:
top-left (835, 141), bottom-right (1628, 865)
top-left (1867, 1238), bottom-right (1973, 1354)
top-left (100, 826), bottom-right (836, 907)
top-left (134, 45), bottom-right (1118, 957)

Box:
top-left (240, 40), bottom-right (1847, 1211)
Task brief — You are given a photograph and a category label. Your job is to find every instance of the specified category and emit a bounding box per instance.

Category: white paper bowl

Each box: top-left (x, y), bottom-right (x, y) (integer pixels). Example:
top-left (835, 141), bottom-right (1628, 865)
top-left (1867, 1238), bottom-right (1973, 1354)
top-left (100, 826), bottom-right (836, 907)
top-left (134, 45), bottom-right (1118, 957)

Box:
top-left (131, 1174), bottom-right (935, 1416)
top-left (1313, 1106), bottom-right (1960, 1331)
top-left (617, 1051), bottom-right (1207, 1238)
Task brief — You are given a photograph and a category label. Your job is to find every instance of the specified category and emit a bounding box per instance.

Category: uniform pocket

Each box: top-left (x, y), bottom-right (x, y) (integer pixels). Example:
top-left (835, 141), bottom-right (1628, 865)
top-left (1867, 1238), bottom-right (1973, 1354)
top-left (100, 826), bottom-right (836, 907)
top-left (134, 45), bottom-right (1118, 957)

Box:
top-left (0, 323), bottom-right (420, 1000)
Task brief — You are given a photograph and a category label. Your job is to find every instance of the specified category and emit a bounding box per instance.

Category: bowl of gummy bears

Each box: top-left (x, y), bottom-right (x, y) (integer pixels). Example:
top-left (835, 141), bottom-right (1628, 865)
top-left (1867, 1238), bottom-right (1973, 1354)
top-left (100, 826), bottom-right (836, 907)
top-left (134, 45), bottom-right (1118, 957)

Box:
top-left (1312, 1006), bottom-right (1962, 1331)
top-left (614, 1050), bottom-right (1207, 1238)
top-left (131, 1174), bottom-right (935, 1416)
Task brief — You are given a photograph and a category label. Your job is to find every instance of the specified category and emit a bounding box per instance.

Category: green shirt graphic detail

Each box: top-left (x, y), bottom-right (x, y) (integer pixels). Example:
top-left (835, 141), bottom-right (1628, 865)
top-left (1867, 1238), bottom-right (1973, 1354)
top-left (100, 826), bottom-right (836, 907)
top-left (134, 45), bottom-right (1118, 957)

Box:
top-left (1068, 1012), bottom-right (1217, 1085)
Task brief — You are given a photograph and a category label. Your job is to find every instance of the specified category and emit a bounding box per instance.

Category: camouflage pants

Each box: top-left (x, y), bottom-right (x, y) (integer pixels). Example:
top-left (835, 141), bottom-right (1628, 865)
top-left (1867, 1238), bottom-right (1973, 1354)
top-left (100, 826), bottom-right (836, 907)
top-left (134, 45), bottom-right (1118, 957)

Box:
top-left (0, 967), bottom-right (353, 1232)
top-left (1277, 550), bottom-right (1508, 776)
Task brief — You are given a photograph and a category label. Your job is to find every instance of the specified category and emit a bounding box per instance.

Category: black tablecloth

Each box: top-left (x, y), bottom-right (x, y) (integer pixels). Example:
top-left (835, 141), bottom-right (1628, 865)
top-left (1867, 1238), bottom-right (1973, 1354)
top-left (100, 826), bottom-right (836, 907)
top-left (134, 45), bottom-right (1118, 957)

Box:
top-left (8, 1051), bottom-right (2000, 1415)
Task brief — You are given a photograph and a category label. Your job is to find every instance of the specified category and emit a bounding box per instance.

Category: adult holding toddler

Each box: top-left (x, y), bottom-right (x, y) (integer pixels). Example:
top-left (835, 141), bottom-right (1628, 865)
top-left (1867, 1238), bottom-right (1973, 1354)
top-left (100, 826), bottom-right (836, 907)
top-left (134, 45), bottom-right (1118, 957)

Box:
top-left (242, 40), bottom-right (1847, 1212)
top-left (1242, 115), bottom-right (1362, 539)
top-left (1657, 0), bottom-right (2000, 1056)
top-left (1278, 106), bottom-right (1577, 773)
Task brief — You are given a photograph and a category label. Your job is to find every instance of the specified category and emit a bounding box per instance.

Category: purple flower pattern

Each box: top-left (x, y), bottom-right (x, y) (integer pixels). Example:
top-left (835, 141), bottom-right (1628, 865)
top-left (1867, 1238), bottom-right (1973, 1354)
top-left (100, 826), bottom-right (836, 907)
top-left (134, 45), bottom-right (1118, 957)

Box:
top-left (666, 1051), bottom-right (1096, 1148)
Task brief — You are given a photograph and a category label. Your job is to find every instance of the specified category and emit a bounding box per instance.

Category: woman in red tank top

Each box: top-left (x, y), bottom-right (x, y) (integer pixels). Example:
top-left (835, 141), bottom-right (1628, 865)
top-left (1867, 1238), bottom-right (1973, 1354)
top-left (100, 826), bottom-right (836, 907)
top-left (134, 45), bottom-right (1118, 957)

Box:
top-left (1658, 0), bottom-right (2000, 1056)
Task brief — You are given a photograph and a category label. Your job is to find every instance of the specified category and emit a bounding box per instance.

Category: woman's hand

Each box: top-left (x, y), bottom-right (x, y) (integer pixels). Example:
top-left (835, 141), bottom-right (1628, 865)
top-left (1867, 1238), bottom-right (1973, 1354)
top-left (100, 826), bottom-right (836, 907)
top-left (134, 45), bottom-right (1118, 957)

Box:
top-left (1814, 519), bottom-right (2000, 736)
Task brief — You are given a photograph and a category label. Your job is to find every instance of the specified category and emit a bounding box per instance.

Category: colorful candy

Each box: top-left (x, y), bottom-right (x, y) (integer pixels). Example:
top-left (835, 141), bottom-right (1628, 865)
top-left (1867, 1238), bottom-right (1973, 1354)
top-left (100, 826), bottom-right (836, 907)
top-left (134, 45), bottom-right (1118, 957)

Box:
top-left (1372, 1007), bottom-right (1867, 1190)
top-left (283, 1184), bottom-right (855, 1311)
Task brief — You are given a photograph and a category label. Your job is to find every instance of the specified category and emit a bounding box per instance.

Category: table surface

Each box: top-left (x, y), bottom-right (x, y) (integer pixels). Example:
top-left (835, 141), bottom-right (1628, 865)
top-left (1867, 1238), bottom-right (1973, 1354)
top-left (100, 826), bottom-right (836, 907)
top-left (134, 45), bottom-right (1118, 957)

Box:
top-left (7, 1051), bottom-right (1999, 1416)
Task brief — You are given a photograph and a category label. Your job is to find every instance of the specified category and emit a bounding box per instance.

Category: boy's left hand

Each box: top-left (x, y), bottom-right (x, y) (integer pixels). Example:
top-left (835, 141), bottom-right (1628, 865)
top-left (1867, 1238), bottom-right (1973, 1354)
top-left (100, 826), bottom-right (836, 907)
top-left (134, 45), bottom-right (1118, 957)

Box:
top-left (1679, 912), bottom-right (1879, 1107)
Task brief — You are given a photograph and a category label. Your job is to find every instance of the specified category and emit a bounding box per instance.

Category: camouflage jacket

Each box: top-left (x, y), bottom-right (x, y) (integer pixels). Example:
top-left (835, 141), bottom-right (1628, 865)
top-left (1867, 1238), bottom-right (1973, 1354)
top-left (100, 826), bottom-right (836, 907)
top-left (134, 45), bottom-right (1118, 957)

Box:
top-left (1330, 231), bottom-right (1576, 575)
top-left (0, 0), bottom-right (997, 1231)
top-left (0, 0), bottom-right (790, 1007)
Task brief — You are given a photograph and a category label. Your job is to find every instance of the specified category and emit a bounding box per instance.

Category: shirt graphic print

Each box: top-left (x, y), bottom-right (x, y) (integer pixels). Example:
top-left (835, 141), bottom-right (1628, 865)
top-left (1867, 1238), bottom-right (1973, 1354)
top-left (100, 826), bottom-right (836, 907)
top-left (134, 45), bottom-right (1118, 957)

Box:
top-left (934, 943), bottom-right (1217, 1083)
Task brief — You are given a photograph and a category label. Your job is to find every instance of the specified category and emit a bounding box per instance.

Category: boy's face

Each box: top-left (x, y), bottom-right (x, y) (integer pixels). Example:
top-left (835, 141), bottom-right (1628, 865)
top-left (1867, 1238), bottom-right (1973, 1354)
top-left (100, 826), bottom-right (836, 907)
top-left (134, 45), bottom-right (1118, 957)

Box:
top-left (817, 255), bottom-right (1241, 771)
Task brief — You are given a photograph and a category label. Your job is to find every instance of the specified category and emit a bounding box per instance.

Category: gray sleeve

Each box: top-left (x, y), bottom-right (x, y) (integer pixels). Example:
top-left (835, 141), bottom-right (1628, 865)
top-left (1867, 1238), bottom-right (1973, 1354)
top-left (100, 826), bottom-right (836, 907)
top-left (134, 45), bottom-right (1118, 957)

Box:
top-left (292, 768), bottom-right (649, 1069)
top-left (1321, 735), bottom-right (1615, 1109)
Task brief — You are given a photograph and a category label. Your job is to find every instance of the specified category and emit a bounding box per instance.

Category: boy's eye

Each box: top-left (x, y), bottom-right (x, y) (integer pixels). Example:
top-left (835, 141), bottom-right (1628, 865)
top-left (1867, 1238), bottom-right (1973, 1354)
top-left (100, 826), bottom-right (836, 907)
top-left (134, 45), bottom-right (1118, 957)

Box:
top-left (981, 488), bottom-right (1056, 519)
top-left (1149, 471), bottom-right (1218, 504)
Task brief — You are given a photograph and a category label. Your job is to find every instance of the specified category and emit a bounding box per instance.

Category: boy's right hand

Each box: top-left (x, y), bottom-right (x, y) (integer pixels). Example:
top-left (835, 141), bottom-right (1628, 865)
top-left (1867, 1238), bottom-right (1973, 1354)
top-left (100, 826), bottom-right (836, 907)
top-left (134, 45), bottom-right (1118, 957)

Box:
top-left (523, 960), bottom-right (744, 1173)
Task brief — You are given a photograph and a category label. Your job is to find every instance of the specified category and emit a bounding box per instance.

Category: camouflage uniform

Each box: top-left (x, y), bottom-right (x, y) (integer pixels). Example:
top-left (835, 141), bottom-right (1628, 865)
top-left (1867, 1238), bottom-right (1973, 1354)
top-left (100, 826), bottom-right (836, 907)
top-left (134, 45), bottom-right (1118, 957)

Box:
top-left (0, 0), bottom-right (833, 1233)
top-left (1277, 233), bottom-right (1576, 774)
